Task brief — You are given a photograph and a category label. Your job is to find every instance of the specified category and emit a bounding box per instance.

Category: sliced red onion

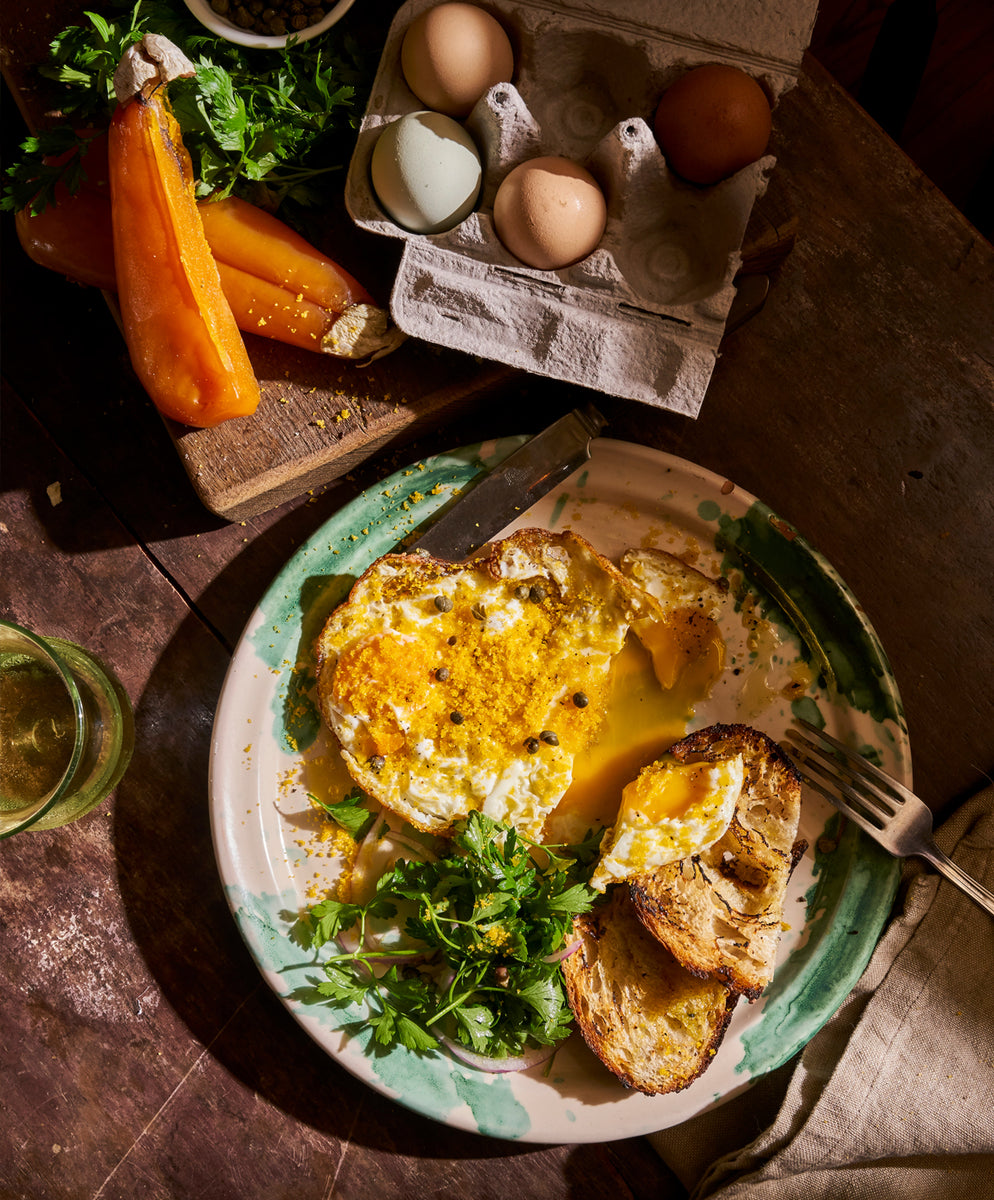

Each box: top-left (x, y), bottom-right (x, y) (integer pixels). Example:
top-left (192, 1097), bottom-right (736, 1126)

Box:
top-left (440, 1035), bottom-right (557, 1074)
top-left (349, 819), bottom-right (436, 904)
top-left (542, 938), bottom-right (582, 964)
top-left (336, 926), bottom-right (361, 954)
top-left (388, 830), bottom-right (437, 858)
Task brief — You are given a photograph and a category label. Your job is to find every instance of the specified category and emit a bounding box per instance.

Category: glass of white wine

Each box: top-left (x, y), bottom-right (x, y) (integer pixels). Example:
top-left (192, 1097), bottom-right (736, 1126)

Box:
top-left (0, 619), bottom-right (134, 838)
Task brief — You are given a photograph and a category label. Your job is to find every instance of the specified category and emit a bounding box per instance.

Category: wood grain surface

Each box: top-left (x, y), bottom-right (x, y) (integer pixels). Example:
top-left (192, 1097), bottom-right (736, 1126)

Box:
top-left (1, 0), bottom-right (525, 520)
top-left (2, 7), bottom-right (993, 1199)
top-left (0, 0), bottom-right (796, 520)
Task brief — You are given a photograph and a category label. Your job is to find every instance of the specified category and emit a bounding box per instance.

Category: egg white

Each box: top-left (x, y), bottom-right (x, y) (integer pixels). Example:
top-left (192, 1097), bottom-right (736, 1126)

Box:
top-left (317, 531), bottom-right (651, 839)
top-left (590, 755), bottom-right (745, 891)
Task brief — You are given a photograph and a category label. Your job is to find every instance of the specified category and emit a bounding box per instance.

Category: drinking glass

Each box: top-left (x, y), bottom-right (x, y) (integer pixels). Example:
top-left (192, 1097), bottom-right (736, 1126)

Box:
top-left (0, 619), bottom-right (134, 837)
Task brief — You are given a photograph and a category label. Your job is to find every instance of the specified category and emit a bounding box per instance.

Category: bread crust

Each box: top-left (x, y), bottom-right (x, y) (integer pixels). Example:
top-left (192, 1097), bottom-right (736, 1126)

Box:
top-left (562, 887), bottom-right (738, 1094)
top-left (630, 723), bottom-right (804, 1000)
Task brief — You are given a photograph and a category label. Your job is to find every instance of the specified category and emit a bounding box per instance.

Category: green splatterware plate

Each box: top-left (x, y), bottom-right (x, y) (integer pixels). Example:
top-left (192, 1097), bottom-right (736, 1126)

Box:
top-left (209, 437), bottom-right (910, 1143)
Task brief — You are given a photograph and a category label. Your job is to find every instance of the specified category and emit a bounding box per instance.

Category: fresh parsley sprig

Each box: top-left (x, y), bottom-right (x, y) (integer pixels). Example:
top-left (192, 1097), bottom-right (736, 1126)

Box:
top-left (2, 0), bottom-right (375, 214)
top-left (290, 811), bottom-right (604, 1060)
top-left (308, 787), bottom-right (376, 841)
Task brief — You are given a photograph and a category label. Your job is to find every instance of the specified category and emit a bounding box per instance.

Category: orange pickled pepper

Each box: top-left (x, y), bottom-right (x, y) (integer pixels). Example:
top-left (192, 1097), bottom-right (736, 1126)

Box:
top-left (108, 44), bottom-right (260, 428)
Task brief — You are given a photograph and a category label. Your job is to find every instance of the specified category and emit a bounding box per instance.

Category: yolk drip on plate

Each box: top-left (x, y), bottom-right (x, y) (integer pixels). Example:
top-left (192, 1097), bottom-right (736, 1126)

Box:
top-left (544, 608), bottom-right (724, 844)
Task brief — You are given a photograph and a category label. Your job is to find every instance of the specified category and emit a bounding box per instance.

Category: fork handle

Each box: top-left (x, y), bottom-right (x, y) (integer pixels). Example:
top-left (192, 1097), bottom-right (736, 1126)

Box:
top-left (920, 845), bottom-right (994, 918)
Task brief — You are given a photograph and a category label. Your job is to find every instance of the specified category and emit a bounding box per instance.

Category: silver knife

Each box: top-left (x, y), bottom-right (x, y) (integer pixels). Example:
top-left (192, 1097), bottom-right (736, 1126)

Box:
top-left (411, 402), bottom-right (606, 561)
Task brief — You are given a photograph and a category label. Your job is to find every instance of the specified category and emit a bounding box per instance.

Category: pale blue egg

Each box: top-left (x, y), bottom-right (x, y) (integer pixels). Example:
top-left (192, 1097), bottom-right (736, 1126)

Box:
top-left (370, 111), bottom-right (482, 235)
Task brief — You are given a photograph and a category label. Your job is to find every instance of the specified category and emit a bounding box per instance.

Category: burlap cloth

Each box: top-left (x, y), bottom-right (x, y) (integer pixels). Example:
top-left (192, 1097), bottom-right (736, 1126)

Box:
top-left (648, 785), bottom-right (994, 1199)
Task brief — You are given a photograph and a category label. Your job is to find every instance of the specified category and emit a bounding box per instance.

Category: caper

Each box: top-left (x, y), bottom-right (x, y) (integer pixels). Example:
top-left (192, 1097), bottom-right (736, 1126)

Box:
top-left (450, 711), bottom-right (464, 724)
top-left (471, 602), bottom-right (486, 621)
top-left (529, 584), bottom-right (547, 603)
top-left (217, 0), bottom-right (326, 36)
top-left (369, 754), bottom-right (385, 772)
top-left (433, 595), bottom-right (453, 612)
top-left (539, 730), bottom-right (559, 746)
top-left (435, 666), bottom-right (451, 681)
top-left (524, 737), bottom-right (540, 754)
top-left (572, 692), bottom-right (589, 708)
top-left (514, 585), bottom-right (530, 600)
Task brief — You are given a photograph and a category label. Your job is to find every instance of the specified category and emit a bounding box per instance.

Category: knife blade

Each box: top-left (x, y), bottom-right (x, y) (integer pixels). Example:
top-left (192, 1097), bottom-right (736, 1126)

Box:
top-left (411, 402), bottom-right (606, 561)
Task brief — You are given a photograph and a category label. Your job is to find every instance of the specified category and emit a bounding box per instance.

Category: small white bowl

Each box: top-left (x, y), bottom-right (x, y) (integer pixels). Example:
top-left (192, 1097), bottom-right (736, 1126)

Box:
top-left (183, 0), bottom-right (356, 50)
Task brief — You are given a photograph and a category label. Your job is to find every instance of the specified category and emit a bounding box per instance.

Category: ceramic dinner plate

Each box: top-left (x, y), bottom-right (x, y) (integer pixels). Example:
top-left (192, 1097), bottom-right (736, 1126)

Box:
top-left (209, 437), bottom-right (910, 1143)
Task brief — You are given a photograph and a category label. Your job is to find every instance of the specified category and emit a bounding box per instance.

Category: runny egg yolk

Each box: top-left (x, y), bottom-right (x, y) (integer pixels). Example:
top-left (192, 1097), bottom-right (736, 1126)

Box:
top-left (588, 754), bottom-right (744, 891)
top-left (619, 757), bottom-right (726, 825)
top-left (545, 609), bottom-right (724, 840)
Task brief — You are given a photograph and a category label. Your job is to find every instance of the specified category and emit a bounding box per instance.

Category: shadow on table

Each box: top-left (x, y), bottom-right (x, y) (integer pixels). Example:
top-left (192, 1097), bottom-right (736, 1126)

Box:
top-left (109, 576), bottom-right (683, 1195)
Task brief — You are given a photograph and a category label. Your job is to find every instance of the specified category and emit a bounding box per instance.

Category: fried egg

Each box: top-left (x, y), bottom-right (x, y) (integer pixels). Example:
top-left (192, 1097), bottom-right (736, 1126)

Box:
top-left (589, 754), bottom-right (745, 892)
top-left (543, 545), bottom-right (728, 844)
top-left (315, 529), bottom-right (734, 872)
top-left (316, 529), bottom-right (660, 839)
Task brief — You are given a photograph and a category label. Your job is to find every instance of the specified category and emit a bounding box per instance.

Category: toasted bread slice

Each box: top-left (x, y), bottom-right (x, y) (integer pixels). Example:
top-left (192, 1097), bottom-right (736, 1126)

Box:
top-left (562, 887), bottom-right (738, 1094)
top-left (630, 723), bottom-right (804, 1000)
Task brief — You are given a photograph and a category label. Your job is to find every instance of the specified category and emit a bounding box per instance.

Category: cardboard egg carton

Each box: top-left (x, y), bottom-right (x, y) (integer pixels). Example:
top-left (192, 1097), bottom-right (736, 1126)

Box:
top-left (345, 0), bottom-right (819, 416)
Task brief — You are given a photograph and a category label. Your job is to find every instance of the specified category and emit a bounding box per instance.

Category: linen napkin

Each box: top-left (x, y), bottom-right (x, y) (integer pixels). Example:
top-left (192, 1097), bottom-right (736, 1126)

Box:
top-left (648, 784), bottom-right (994, 1199)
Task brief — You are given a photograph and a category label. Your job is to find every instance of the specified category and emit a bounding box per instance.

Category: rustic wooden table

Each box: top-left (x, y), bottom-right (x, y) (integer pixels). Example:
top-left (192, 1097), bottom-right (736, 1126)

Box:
top-left (2, 28), bottom-right (993, 1200)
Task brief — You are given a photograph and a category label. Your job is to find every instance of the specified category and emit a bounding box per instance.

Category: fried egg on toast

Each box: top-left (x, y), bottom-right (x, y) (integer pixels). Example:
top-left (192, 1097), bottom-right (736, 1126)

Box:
top-left (629, 723), bottom-right (805, 999)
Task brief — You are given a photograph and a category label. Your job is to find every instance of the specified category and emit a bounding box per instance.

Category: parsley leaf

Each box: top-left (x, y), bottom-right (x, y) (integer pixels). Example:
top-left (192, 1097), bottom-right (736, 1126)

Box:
top-left (292, 811), bottom-right (604, 1062)
top-left (308, 787), bottom-right (376, 841)
top-left (2, 0), bottom-right (375, 214)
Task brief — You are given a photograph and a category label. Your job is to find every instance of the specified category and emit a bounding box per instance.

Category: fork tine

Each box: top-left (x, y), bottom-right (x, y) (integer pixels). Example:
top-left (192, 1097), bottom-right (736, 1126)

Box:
top-left (791, 724), bottom-right (994, 918)
top-left (790, 758), bottom-right (890, 838)
top-left (787, 732), bottom-right (900, 817)
top-left (791, 719), bottom-right (906, 805)
top-left (790, 747), bottom-right (890, 828)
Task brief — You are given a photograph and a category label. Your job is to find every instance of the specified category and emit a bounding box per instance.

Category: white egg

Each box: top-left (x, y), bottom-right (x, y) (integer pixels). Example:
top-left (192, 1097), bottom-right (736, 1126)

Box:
top-left (370, 110), bottom-right (482, 234)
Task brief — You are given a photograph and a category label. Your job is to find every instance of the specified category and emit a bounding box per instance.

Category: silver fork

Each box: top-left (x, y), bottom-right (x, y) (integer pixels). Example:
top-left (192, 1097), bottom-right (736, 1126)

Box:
top-left (786, 720), bottom-right (994, 918)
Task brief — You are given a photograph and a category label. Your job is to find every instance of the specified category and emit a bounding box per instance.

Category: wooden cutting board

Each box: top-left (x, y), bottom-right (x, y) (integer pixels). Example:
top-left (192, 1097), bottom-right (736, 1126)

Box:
top-left (2, 0), bottom-right (794, 521)
top-left (2, 0), bottom-right (525, 520)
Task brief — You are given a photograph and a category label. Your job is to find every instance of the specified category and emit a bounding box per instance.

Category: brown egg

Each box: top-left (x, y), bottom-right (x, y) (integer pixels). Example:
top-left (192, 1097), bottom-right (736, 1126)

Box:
top-left (653, 64), bottom-right (772, 185)
top-left (401, 2), bottom-right (514, 119)
top-left (493, 156), bottom-right (607, 271)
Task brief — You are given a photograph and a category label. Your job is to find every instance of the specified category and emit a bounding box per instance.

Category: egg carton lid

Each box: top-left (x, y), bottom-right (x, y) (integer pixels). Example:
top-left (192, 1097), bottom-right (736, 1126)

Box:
top-left (346, 0), bottom-right (819, 416)
top-left (534, 0), bottom-right (817, 70)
